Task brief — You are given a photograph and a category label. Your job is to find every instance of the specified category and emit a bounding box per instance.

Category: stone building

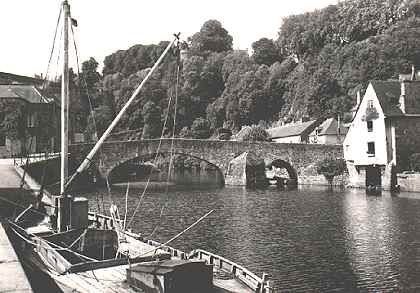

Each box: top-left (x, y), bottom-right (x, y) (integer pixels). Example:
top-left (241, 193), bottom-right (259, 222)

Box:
top-left (343, 77), bottom-right (420, 191)
top-left (308, 117), bottom-right (348, 145)
top-left (0, 84), bottom-right (58, 157)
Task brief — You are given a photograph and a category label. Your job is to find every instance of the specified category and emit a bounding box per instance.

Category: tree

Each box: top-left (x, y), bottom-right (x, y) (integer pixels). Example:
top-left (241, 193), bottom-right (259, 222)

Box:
top-left (84, 105), bottom-right (114, 140)
top-left (252, 38), bottom-right (282, 66)
top-left (316, 158), bottom-right (347, 185)
top-left (189, 20), bottom-right (233, 54)
top-left (191, 117), bottom-right (211, 139)
top-left (142, 101), bottom-right (161, 139)
top-left (0, 99), bottom-right (25, 141)
top-left (409, 153), bottom-right (420, 171)
top-left (241, 125), bottom-right (271, 142)
top-left (81, 57), bottom-right (100, 92)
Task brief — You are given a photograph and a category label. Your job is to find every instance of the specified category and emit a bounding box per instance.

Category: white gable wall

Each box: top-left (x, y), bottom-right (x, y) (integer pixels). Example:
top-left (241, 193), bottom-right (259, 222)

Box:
top-left (343, 83), bottom-right (388, 166)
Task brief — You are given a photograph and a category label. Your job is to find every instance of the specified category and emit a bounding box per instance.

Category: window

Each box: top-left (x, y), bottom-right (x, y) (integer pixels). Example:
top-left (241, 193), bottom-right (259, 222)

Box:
top-left (27, 113), bottom-right (36, 128)
top-left (367, 100), bottom-right (374, 108)
top-left (367, 120), bottom-right (373, 132)
top-left (0, 135), bottom-right (5, 146)
top-left (367, 142), bottom-right (375, 156)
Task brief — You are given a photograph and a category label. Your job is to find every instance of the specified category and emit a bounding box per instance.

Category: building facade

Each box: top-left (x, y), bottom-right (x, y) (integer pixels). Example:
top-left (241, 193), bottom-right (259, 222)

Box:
top-left (343, 79), bottom-right (420, 190)
top-left (308, 118), bottom-right (347, 145)
top-left (0, 84), bottom-right (58, 157)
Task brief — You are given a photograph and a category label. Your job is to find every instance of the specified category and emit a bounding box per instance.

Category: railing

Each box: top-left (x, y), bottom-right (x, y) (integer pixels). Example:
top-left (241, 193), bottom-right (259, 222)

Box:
top-left (145, 239), bottom-right (188, 260)
top-left (190, 249), bottom-right (273, 293)
top-left (13, 152), bottom-right (60, 167)
top-left (145, 239), bottom-right (273, 293)
top-left (87, 213), bottom-right (274, 292)
top-left (88, 212), bottom-right (123, 230)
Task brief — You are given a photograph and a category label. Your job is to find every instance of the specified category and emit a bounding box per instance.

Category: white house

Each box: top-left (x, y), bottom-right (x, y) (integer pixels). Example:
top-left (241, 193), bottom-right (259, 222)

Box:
top-left (343, 78), bottom-right (420, 190)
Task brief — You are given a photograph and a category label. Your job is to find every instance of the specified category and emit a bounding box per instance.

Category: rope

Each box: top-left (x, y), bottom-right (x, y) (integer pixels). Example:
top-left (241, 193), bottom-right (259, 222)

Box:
top-left (149, 62), bottom-right (181, 238)
top-left (140, 209), bottom-right (214, 257)
top-left (70, 20), bottom-right (106, 214)
top-left (0, 195), bottom-right (48, 217)
top-left (42, 4), bottom-right (62, 89)
top-left (54, 25), bottom-right (63, 82)
top-left (126, 58), bottom-right (179, 229)
top-left (9, 222), bottom-right (97, 262)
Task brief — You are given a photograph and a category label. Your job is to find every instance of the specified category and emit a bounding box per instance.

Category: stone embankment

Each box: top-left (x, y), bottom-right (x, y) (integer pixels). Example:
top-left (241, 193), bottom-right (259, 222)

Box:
top-left (0, 159), bottom-right (34, 292)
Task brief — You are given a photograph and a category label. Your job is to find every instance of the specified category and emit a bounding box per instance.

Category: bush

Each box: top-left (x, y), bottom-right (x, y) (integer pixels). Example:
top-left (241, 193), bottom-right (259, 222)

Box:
top-left (191, 118), bottom-right (211, 139)
top-left (316, 158), bottom-right (347, 185)
top-left (242, 125), bottom-right (271, 142)
top-left (410, 153), bottom-right (420, 172)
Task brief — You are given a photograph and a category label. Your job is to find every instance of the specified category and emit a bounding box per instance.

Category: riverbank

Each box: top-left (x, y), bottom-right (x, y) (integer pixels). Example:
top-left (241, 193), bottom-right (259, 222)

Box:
top-left (0, 159), bottom-right (36, 293)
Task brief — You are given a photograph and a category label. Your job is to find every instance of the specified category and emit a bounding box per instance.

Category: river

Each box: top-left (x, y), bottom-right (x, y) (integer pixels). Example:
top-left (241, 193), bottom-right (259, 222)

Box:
top-left (77, 170), bottom-right (420, 292)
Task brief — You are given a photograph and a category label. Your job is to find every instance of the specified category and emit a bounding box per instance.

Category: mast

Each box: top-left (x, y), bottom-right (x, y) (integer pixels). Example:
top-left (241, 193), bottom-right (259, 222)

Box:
top-left (57, 0), bottom-right (70, 232)
top-left (61, 0), bottom-right (70, 195)
top-left (64, 34), bottom-right (180, 191)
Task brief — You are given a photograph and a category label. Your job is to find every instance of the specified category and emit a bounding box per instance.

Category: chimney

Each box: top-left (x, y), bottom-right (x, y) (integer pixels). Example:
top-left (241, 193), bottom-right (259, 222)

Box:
top-left (400, 81), bottom-right (406, 114)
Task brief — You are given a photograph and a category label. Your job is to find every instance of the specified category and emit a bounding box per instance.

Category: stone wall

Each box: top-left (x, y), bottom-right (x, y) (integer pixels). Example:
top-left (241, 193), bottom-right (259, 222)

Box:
top-left (69, 139), bottom-right (344, 186)
top-left (394, 117), bottom-right (420, 172)
top-left (397, 173), bottom-right (420, 192)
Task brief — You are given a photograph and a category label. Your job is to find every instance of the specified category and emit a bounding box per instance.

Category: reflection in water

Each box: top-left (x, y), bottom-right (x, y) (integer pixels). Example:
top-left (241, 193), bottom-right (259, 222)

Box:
top-left (343, 190), bottom-right (398, 290)
top-left (78, 170), bottom-right (420, 292)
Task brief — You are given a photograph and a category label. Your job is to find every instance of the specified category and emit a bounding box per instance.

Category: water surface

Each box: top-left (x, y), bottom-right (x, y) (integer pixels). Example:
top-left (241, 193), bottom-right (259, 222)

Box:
top-left (78, 172), bottom-right (420, 292)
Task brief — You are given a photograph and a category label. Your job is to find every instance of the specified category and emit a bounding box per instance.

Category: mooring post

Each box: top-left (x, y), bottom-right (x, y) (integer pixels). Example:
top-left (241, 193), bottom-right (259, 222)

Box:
top-left (261, 273), bottom-right (268, 293)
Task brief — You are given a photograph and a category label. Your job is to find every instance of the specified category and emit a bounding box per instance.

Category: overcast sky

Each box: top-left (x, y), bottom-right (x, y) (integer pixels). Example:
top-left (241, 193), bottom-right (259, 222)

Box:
top-left (2, 0), bottom-right (338, 77)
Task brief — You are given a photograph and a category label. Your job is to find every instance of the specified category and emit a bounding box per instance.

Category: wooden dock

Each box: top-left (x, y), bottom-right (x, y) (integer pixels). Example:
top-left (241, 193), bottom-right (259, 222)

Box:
top-left (0, 222), bottom-right (33, 292)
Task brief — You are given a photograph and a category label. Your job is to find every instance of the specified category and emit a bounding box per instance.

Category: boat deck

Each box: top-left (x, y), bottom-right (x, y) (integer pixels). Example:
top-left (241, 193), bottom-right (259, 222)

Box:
top-left (53, 264), bottom-right (256, 293)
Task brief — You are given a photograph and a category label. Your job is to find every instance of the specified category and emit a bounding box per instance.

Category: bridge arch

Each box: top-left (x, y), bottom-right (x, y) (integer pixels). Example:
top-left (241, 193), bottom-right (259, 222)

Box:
top-left (267, 158), bottom-right (298, 185)
top-left (105, 151), bottom-right (225, 185)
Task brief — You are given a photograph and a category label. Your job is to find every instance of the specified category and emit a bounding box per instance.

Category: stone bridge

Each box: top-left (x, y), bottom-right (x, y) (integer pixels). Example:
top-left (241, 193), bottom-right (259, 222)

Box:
top-left (69, 139), bottom-right (344, 186)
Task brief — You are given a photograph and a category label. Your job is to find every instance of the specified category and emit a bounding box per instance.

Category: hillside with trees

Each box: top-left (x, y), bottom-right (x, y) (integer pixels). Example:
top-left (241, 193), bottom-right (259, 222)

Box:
top-left (77, 0), bottom-right (420, 140)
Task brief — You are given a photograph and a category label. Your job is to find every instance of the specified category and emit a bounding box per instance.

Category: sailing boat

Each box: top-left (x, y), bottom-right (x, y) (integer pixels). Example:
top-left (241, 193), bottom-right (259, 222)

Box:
top-left (7, 1), bottom-right (273, 292)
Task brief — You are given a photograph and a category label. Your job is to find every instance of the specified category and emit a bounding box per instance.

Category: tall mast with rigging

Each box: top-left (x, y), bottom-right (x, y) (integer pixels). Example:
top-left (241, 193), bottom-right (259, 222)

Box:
top-left (57, 0), bottom-right (70, 232)
top-left (61, 0), bottom-right (69, 195)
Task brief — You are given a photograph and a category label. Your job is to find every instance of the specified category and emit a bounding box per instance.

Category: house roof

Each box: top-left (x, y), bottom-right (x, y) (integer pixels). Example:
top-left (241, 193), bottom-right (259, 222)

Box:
top-left (370, 81), bottom-right (404, 117)
top-left (0, 84), bottom-right (53, 103)
top-left (309, 118), bottom-right (348, 136)
top-left (0, 72), bottom-right (43, 85)
top-left (267, 120), bottom-right (318, 138)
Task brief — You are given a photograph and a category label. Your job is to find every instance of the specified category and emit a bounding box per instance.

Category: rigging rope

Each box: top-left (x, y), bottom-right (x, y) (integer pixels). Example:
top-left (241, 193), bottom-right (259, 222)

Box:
top-left (70, 21), bottom-right (106, 214)
top-left (126, 46), bottom-right (181, 229)
top-left (42, 4), bottom-right (62, 89)
top-left (140, 209), bottom-right (214, 258)
top-left (149, 62), bottom-right (181, 238)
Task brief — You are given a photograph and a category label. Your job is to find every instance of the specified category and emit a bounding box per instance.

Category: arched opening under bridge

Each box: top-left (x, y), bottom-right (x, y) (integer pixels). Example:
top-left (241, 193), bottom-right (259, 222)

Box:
top-left (266, 159), bottom-right (298, 188)
top-left (107, 152), bottom-right (224, 189)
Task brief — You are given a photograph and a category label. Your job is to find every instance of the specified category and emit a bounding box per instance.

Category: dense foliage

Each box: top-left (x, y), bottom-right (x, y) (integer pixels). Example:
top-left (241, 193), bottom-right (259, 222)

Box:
top-left (76, 0), bottom-right (420, 140)
top-left (316, 158), bottom-right (347, 184)
top-left (409, 153), bottom-right (420, 171)
top-left (241, 125), bottom-right (271, 142)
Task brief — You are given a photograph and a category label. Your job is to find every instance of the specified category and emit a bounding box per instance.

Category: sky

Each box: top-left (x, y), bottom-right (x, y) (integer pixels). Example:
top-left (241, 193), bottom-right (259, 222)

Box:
top-left (2, 0), bottom-right (338, 77)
